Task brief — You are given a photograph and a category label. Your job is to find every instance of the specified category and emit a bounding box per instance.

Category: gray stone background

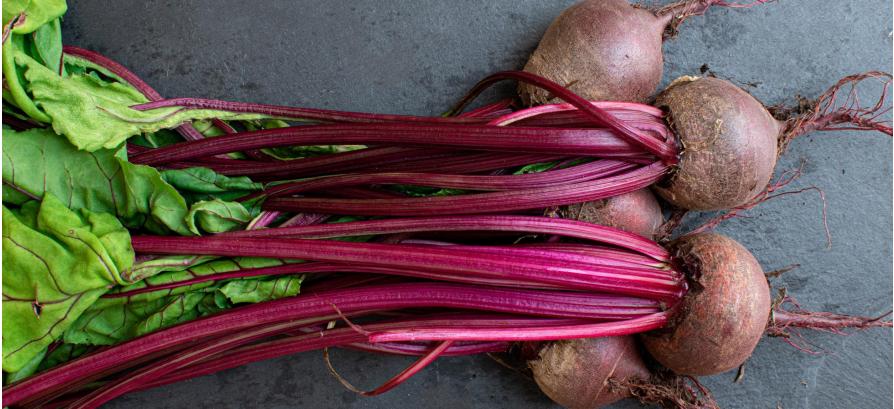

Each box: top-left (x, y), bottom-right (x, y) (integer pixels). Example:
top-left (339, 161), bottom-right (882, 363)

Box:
top-left (62, 1), bottom-right (892, 408)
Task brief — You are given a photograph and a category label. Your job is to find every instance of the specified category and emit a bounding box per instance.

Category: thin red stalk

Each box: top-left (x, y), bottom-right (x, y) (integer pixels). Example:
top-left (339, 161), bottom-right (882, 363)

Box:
top-left (370, 152), bottom-right (569, 174)
top-left (212, 118), bottom-right (274, 160)
top-left (447, 246), bottom-right (673, 278)
top-left (519, 242), bottom-right (665, 262)
top-left (216, 215), bottom-right (670, 260)
top-left (67, 320), bottom-right (305, 409)
top-left (455, 98), bottom-right (515, 119)
top-left (401, 240), bottom-right (667, 270)
top-left (131, 236), bottom-right (683, 299)
top-left (320, 186), bottom-right (406, 199)
top-left (262, 162), bottom-right (669, 217)
top-left (135, 316), bottom-right (575, 394)
top-left (367, 240), bottom-right (671, 279)
top-left (369, 311), bottom-right (669, 342)
top-left (164, 146), bottom-right (450, 177)
top-left (445, 71), bottom-right (678, 162)
top-left (344, 340), bottom-right (455, 396)
top-left (489, 101), bottom-right (665, 126)
top-left (62, 46), bottom-right (206, 142)
top-left (128, 122), bottom-right (652, 166)
top-left (278, 212), bottom-right (329, 228)
top-left (258, 160), bottom-right (635, 199)
top-left (4, 283), bottom-right (662, 406)
top-left (162, 151), bottom-right (565, 179)
top-left (105, 260), bottom-right (575, 298)
top-left (246, 210), bottom-right (281, 230)
top-left (343, 340), bottom-right (507, 356)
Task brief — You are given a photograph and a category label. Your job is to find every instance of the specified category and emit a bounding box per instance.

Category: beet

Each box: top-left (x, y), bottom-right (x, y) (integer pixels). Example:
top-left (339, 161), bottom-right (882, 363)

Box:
top-left (519, 0), bottom-right (764, 104)
top-left (641, 232), bottom-right (771, 376)
top-left (560, 188), bottom-right (664, 239)
top-left (531, 336), bottom-right (649, 409)
top-left (653, 72), bottom-right (892, 211)
top-left (653, 76), bottom-right (780, 210)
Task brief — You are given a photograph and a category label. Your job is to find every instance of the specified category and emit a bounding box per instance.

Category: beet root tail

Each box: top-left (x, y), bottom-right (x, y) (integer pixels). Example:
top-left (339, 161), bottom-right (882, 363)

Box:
top-left (655, 0), bottom-right (773, 38)
top-left (611, 371), bottom-right (720, 409)
top-left (776, 71), bottom-right (893, 152)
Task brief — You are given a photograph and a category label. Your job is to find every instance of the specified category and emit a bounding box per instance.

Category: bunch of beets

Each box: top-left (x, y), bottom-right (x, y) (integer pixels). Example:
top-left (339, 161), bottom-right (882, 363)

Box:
top-left (1, 1), bottom-right (891, 408)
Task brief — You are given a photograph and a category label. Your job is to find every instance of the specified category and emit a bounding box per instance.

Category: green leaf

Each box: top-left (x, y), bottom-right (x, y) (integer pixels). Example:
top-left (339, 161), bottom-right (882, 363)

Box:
top-left (219, 275), bottom-right (302, 304)
top-left (3, 127), bottom-right (256, 235)
top-left (126, 255), bottom-right (216, 283)
top-left (4, 346), bottom-right (45, 384)
top-left (113, 257), bottom-right (292, 303)
top-left (31, 18), bottom-right (63, 74)
top-left (185, 199), bottom-right (256, 234)
top-left (3, 0), bottom-right (67, 35)
top-left (2, 195), bottom-right (134, 372)
top-left (65, 257), bottom-right (297, 345)
top-left (63, 291), bottom-right (217, 346)
top-left (161, 167), bottom-right (262, 202)
top-left (17, 51), bottom-right (264, 151)
top-left (2, 127), bottom-right (191, 235)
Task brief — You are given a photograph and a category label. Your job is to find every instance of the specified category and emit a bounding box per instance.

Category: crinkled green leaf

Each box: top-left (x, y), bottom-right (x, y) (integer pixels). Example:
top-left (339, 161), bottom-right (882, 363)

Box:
top-left (2, 195), bottom-right (133, 372)
top-left (111, 257), bottom-right (291, 304)
top-left (3, 127), bottom-right (256, 235)
top-left (65, 257), bottom-right (296, 345)
top-left (116, 158), bottom-right (194, 235)
top-left (185, 199), bottom-right (256, 234)
top-left (31, 18), bottom-right (63, 74)
top-left (2, 127), bottom-right (191, 235)
top-left (161, 167), bottom-right (262, 203)
top-left (219, 275), bottom-right (303, 304)
top-left (16, 51), bottom-right (264, 151)
top-left (2, 0), bottom-right (66, 34)
top-left (125, 255), bottom-right (217, 283)
top-left (63, 291), bottom-right (218, 345)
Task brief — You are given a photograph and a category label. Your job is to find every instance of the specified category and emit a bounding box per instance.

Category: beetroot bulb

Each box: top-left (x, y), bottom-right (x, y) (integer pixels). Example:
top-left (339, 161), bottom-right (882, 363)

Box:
top-left (531, 337), bottom-right (649, 409)
top-left (652, 72), bottom-right (892, 210)
top-left (519, 0), bottom-right (769, 104)
top-left (560, 189), bottom-right (665, 239)
top-left (530, 336), bottom-right (718, 409)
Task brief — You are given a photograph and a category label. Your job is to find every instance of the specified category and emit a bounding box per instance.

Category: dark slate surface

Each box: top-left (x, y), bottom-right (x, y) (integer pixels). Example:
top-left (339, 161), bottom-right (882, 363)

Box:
top-left (61, 1), bottom-right (892, 408)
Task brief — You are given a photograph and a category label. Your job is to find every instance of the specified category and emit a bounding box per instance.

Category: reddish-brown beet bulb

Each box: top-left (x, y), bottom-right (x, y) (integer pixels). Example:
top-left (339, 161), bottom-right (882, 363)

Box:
top-left (531, 336), bottom-right (650, 409)
top-left (641, 232), bottom-right (771, 376)
top-left (561, 189), bottom-right (664, 239)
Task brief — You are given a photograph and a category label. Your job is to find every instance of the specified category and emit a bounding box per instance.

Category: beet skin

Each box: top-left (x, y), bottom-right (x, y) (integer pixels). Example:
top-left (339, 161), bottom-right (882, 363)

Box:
top-left (641, 232), bottom-right (771, 376)
top-left (519, 0), bottom-right (668, 104)
top-left (653, 76), bottom-right (781, 211)
top-left (560, 188), bottom-right (663, 239)
top-left (531, 336), bottom-right (650, 409)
